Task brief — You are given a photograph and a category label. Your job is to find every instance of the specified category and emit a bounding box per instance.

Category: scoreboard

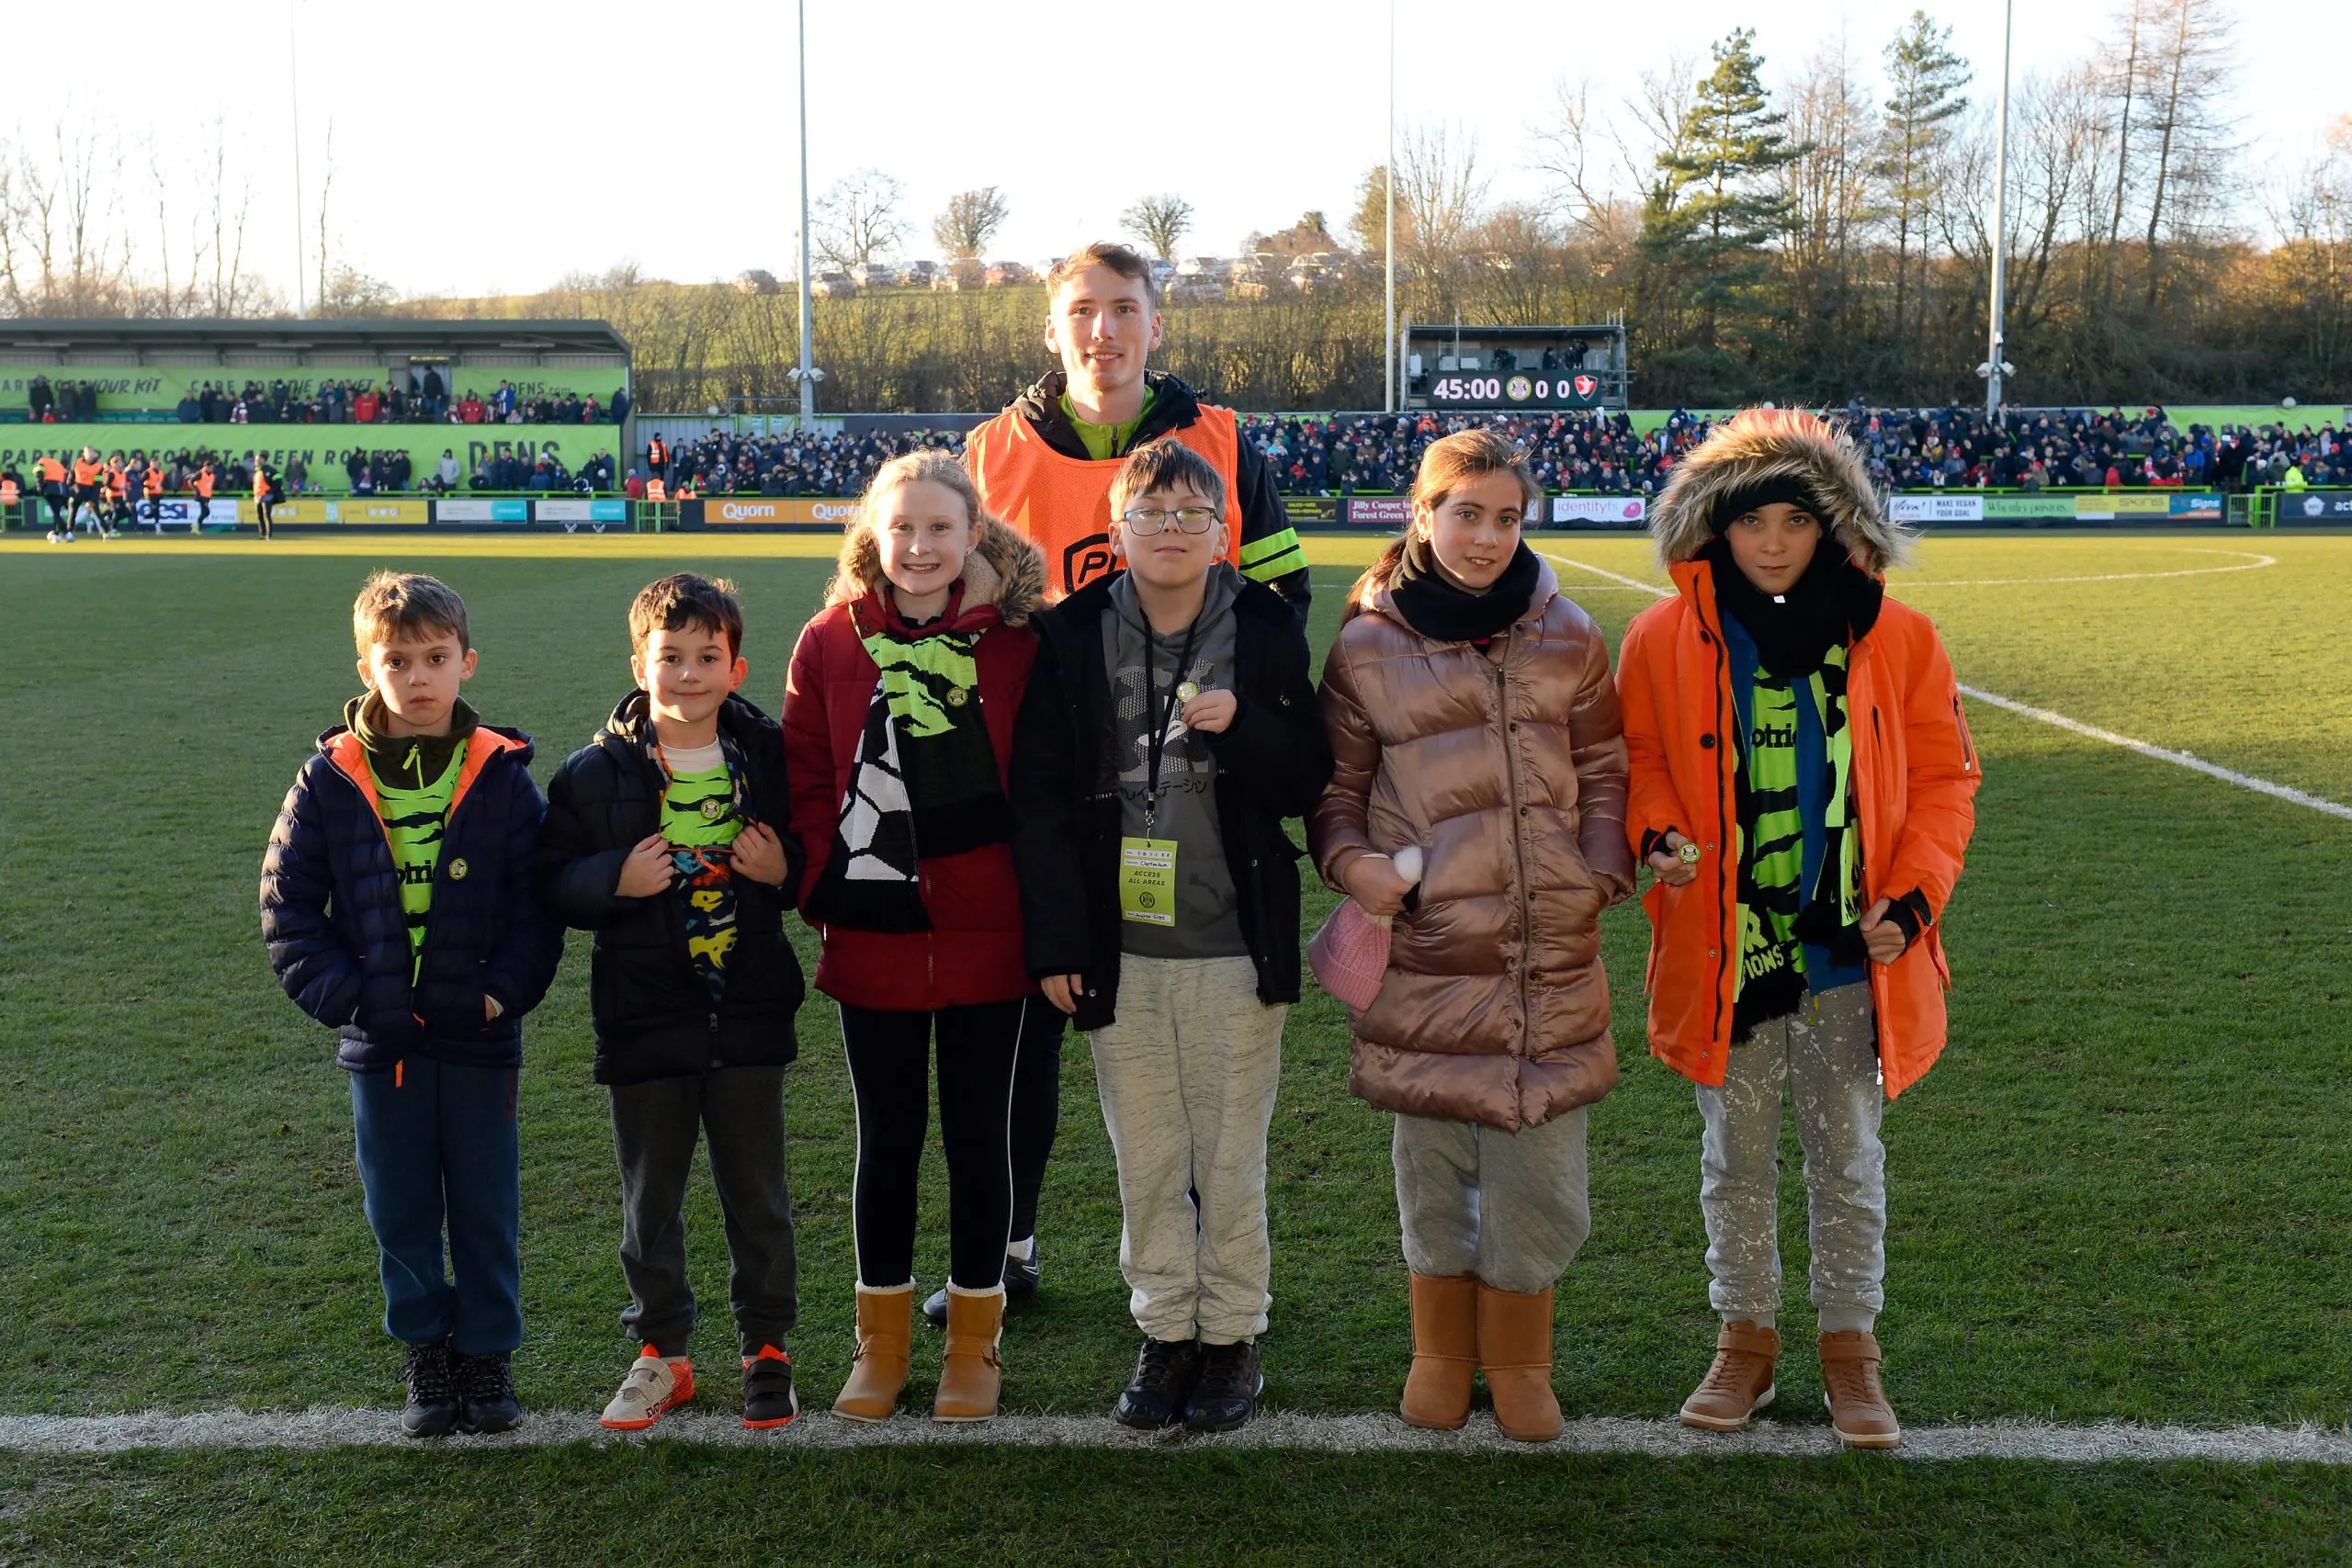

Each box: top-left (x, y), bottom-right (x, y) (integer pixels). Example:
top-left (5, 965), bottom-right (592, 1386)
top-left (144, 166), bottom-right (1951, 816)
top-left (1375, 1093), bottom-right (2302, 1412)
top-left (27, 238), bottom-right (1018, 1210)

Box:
top-left (1423, 370), bottom-right (1609, 410)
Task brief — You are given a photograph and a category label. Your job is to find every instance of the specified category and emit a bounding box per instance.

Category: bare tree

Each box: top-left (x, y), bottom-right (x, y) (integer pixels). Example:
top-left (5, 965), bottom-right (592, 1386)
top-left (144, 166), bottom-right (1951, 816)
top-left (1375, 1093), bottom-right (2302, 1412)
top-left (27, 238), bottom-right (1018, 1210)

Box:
top-left (2135, 0), bottom-right (2237, 304)
top-left (933, 186), bottom-right (1010, 262)
top-left (1120, 193), bottom-right (1194, 258)
top-left (1532, 75), bottom-right (1622, 241)
top-left (2099, 0), bottom-right (2153, 302)
top-left (1394, 121), bottom-right (1489, 317)
top-left (814, 169), bottom-right (909, 270)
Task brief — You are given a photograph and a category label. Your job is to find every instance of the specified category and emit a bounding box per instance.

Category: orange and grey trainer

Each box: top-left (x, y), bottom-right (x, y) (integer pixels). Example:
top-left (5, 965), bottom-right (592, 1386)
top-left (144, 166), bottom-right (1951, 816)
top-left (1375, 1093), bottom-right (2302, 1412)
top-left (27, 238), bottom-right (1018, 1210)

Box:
top-left (1820, 1331), bottom-right (1901, 1449)
top-left (601, 1346), bottom-right (695, 1431)
top-left (1679, 1321), bottom-right (1780, 1432)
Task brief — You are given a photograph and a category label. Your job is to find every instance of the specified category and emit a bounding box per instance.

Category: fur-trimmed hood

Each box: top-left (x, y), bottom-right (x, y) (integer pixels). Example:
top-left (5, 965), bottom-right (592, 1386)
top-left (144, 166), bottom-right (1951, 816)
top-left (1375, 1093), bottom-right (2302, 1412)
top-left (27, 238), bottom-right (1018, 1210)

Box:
top-left (827, 517), bottom-right (1048, 628)
top-left (1648, 410), bottom-right (1910, 576)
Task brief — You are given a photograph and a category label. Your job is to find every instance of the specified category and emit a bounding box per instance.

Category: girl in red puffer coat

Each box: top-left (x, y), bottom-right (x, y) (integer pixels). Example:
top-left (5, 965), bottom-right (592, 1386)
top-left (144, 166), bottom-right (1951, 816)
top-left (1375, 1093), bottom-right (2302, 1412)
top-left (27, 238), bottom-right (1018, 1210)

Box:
top-left (781, 452), bottom-right (1046, 1427)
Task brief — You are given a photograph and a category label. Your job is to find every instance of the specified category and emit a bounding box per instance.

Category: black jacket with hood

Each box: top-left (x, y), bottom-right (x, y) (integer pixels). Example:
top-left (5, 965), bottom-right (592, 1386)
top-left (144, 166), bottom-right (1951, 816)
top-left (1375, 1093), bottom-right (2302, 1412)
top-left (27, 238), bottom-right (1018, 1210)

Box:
top-left (537, 691), bottom-right (805, 1085)
top-left (1010, 570), bottom-right (1333, 1032)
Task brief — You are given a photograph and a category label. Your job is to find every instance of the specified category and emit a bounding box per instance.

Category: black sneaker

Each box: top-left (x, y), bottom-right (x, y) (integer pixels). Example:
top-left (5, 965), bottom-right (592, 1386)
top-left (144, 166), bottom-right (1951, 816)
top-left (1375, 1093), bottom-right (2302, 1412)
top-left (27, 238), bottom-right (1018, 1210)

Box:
top-left (741, 1344), bottom-right (799, 1429)
top-left (400, 1341), bottom-right (461, 1438)
top-left (1114, 1337), bottom-right (1202, 1429)
top-left (455, 1351), bottom-right (523, 1435)
top-left (924, 1243), bottom-right (1045, 1329)
top-left (1184, 1339), bottom-right (1262, 1434)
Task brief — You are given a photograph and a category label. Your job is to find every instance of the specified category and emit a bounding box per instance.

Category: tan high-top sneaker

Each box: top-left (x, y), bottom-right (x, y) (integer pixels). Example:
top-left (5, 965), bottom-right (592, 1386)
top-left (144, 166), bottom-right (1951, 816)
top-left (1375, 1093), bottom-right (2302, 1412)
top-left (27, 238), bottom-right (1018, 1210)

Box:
top-left (1820, 1331), bottom-right (1901, 1449)
top-left (1399, 1272), bottom-right (1478, 1430)
top-left (832, 1285), bottom-right (914, 1423)
top-left (1475, 1280), bottom-right (1563, 1443)
top-left (1679, 1321), bottom-right (1780, 1432)
top-left (933, 1286), bottom-right (1005, 1423)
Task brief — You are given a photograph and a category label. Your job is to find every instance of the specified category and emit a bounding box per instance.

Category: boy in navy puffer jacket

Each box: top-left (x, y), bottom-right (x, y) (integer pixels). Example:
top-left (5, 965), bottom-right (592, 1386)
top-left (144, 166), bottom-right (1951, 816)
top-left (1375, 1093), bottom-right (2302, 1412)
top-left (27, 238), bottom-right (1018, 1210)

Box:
top-left (261, 571), bottom-right (562, 1438)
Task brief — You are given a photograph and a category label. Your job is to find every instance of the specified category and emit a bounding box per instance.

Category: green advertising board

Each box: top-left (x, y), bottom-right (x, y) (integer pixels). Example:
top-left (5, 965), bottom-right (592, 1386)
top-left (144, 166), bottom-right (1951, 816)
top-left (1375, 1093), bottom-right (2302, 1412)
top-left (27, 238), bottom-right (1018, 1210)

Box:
top-left (0, 364), bottom-right (626, 417)
top-left (0, 423), bottom-right (622, 493)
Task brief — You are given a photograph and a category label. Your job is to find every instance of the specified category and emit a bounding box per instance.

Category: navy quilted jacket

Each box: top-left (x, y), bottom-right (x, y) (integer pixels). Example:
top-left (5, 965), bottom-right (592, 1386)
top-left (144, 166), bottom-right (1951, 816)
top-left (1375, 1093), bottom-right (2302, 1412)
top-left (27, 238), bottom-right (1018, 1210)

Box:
top-left (260, 722), bottom-right (564, 1070)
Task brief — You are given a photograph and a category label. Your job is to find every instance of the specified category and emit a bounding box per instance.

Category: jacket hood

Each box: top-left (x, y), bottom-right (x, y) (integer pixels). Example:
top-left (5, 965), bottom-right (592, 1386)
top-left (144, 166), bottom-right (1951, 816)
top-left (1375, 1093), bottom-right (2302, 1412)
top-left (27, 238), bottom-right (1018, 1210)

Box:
top-left (314, 713), bottom-right (532, 769)
top-left (1009, 367), bottom-right (1204, 457)
top-left (833, 516), bottom-right (1048, 628)
top-left (1648, 410), bottom-right (1909, 576)
top-left (598, 689), bottom-right (773, 752)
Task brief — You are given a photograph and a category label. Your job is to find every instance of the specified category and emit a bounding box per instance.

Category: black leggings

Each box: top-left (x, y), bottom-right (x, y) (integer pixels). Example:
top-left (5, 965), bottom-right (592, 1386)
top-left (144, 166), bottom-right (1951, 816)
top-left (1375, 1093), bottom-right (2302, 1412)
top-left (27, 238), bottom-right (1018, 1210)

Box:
top-left (840, 999), bottom-right (1026, 1292)
top-left (1007, 1003), bottom-right (1065, 1243)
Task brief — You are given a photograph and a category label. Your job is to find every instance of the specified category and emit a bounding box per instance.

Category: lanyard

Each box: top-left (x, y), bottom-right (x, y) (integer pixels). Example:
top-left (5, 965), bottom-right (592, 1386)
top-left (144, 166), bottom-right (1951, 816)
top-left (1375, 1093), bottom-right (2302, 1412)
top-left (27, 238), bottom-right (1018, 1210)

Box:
top-left (1137, 613), bottom-right (1200, 837)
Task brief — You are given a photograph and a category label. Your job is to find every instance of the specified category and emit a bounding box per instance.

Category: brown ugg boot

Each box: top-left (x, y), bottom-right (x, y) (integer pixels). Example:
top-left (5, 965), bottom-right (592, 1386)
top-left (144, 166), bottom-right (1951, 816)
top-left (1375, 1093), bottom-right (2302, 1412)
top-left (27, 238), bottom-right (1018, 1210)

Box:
top-left (831, 1285), bottom-right (913, 1423)
top-left (1679, 1321), bottom-right (1781, 1431)
top-left (1475, 1280), bottom-right (1563, 1443)
top-left (933, 1286), bottom-right (1005, 1423)
top-left (1399, 1272), bottom-right (1478, 1430)
top-left (1819, 1330), bottom-right (1902, 1450)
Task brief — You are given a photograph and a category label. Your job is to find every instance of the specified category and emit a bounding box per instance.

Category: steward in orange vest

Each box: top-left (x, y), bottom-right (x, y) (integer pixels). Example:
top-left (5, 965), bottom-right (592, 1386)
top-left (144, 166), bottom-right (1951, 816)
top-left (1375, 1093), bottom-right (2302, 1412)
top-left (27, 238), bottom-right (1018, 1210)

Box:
top-left (645, 476), bottom-right (667, 502)
top-left (965, 246), bottom-right (1308, 611)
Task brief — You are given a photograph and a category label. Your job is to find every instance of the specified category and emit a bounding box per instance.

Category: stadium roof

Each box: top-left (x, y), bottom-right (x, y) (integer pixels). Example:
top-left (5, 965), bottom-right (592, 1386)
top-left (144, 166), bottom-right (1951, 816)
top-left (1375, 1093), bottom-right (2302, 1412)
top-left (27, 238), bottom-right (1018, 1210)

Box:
top-left (0, 319), bottom-right (629, 362)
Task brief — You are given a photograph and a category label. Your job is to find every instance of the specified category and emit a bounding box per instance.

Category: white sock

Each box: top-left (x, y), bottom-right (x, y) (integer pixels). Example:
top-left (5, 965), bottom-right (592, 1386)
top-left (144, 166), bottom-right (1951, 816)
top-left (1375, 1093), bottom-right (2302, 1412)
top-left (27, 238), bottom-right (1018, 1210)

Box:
top-left (1817, 1306), bottom-right (1875, 1336)
top-left (1005, 1235), bottom-right (1035, 1261)
top-left (1730, 1310), bottom-right (1777, 1331)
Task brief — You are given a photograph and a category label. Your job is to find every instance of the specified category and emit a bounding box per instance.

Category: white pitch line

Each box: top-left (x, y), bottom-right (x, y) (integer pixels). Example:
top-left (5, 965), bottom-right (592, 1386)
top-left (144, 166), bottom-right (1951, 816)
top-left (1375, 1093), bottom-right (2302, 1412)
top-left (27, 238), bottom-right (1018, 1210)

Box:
top-left (6, 1408), bottom-right (2351, 1465)
top-left (1541, 552), bottom-right (2352, 824)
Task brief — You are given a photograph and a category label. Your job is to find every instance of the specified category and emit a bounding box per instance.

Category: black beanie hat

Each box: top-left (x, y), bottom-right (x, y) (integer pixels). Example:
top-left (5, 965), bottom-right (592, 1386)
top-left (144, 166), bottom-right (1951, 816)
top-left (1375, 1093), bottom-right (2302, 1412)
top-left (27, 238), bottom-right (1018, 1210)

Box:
top-left (1710, 474), bottom-right (1830, 536)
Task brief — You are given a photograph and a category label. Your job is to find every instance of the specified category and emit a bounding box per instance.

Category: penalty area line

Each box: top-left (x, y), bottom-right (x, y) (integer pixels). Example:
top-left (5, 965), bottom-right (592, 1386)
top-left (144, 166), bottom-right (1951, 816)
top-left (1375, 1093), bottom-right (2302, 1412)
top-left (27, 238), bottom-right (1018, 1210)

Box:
top-left (4, 1408), bottom-right (2352, 1465)
top-left (1539, 553), bottom-right (2352, 825)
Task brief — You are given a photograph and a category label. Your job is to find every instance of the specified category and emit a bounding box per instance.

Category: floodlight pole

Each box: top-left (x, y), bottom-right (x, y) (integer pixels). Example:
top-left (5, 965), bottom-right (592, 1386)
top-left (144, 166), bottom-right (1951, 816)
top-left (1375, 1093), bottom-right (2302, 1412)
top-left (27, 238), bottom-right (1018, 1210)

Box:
top-left (796, 0), bottom-right (816, 423)
top-left (1384, 0), bottom-right (1396, 413)
top-left (1984, 0), bottom-right (2014, 421)
top-left (289, 0), bottom-right (307, 318)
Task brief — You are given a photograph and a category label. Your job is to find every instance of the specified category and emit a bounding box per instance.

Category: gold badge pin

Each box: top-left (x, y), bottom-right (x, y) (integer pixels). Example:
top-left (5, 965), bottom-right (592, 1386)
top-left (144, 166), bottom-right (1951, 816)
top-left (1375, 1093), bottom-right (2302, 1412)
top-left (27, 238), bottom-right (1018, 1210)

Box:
top-left (945, 687), bottom-right (969, 707)
top-left (700, 798), bottom-right (727, 821)
top-left (1176, 682), bottom-right (1200, 703)
top-left (448, 858), bottom-right (470, 880)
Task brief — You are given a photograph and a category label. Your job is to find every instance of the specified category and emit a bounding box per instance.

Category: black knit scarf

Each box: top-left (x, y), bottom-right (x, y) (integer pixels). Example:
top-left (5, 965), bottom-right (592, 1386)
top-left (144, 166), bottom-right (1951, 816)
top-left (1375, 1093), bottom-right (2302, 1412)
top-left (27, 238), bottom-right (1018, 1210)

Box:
top-left (1388, 538), bottom-right (1541, 642)
top-left (1699, 535), bottom-right (1883, 680)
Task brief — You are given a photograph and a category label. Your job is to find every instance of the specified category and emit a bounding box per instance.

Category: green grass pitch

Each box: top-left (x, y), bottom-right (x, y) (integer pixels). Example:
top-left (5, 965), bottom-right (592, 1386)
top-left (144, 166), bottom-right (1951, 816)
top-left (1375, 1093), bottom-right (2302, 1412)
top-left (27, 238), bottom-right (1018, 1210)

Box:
top-left (1, 531), bottom-right (2347, 1564)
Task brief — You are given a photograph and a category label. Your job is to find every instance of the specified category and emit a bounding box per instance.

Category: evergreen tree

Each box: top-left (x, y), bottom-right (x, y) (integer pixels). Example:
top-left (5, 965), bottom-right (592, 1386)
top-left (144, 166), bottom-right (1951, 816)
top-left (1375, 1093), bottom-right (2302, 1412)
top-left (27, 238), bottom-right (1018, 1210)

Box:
top-left (1640, 28), bottom-right (1806, 383)
top-left (1875, 11), bottom-right (1972, 355)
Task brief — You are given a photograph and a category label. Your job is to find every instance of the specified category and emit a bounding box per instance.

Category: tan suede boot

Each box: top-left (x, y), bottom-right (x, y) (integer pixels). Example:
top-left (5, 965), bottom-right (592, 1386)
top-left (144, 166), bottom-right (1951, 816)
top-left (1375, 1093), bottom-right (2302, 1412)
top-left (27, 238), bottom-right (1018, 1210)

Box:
top-left (1399, 1272), bottom-right (1478, 1430)
top-left (1475, 1281), bottom-right (1562, 1442)
top-left (832, 1285), bottom-right (913, 1423)
top-left (1679, 1321), bottom-right (1780, 1432)
top-left (933, 1286), bottom-right (1005, 1423)
top-left (1819, 1330), bottom-right (1902, 1450)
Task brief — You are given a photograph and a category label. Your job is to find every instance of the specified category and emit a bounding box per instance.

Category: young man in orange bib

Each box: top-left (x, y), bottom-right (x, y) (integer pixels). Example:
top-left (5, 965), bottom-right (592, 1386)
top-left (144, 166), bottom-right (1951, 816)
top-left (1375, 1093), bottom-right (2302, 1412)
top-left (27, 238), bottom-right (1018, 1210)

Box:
top-left (954, 243), bottom-right (1311, 1332)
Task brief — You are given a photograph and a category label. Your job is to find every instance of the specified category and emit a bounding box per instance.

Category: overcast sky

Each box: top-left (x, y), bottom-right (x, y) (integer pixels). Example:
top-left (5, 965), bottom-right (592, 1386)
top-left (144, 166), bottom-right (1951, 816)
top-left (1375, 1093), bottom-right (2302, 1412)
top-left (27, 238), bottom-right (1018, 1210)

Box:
top-left (9, 0), bottom-right (2346, 302)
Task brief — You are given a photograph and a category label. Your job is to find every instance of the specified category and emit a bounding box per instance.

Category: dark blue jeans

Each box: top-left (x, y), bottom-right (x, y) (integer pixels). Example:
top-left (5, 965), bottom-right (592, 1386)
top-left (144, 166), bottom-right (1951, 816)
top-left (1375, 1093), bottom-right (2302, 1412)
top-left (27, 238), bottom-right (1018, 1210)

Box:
top-left (348, 1056), bottom-right (523, 1354)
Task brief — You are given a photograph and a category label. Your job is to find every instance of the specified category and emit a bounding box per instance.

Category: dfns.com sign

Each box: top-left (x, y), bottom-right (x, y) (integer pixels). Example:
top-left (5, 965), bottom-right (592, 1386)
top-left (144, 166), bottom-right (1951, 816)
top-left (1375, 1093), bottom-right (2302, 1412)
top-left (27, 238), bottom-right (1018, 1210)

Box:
top-left (702, 498), bottom-right (860, 526)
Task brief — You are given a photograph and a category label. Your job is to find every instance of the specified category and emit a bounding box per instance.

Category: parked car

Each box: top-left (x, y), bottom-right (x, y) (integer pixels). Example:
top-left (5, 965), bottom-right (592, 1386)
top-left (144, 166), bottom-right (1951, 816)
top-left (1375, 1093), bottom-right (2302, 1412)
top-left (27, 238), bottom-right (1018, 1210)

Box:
top-left (933, 261), bottom-right (985, 291)
top-left (809, 271), bottom-right (858, 299)
top-left (1167, 277), bottom-right (1226, 304)
top-left (983, 260), bottom-right (1035, 288)
top-left (849, 262), bottom-right (899, 288)
top-left (901, 259), bottom-right (939, 285)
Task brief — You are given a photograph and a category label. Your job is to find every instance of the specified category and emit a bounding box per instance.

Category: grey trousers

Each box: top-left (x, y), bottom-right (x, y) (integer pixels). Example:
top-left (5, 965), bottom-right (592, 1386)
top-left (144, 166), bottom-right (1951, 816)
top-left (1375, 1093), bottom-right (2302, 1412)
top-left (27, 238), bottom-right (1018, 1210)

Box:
top-left (1089, 954), bottom-right (1284, 1346)
top-left (1393, 1107), bottom-right (1591, 1295)
top-left (609, 1065), bottom-right (799, 1359)
top-left (1695, 981), bottom-right (1885, 1333)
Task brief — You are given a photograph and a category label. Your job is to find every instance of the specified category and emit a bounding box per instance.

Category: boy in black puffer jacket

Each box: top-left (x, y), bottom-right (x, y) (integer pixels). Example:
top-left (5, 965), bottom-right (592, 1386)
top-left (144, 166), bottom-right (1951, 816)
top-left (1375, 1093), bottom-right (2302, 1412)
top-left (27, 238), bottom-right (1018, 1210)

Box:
top-left (538, 574), bottom-right (807, 1432)
top-left (261, 571), bottom-right (562, 1439)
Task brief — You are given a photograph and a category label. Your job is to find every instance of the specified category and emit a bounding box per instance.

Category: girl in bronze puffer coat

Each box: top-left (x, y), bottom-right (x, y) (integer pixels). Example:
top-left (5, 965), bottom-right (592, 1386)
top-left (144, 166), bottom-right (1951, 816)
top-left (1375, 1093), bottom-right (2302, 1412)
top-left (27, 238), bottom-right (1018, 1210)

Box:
top-left (1310, 429), bottom-right (1634, 1442)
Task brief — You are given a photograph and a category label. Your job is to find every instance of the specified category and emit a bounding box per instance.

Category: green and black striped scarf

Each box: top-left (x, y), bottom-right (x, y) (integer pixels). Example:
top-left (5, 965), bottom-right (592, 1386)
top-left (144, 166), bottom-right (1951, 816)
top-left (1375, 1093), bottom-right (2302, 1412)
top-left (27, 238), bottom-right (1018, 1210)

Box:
top-left (804, 624), bottom-right (1011, 932)
top-left (1731, 647), bottom-right (1865, 1039)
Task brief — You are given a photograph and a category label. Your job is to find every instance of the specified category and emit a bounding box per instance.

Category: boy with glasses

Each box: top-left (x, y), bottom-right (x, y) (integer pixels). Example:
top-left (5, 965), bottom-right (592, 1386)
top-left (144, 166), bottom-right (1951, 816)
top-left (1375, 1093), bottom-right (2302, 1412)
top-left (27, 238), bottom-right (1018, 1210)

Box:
top-left (1010, 439), bottom-right (1331, 1432)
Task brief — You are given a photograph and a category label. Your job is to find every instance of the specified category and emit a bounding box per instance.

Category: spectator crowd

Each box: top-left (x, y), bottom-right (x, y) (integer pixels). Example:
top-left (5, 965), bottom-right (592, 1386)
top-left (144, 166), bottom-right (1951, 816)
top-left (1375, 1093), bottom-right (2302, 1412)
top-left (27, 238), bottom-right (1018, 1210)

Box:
top-left (13, 371), bottom-right (631, 429)
top-left (631, 405), bottom-right (2352, 501)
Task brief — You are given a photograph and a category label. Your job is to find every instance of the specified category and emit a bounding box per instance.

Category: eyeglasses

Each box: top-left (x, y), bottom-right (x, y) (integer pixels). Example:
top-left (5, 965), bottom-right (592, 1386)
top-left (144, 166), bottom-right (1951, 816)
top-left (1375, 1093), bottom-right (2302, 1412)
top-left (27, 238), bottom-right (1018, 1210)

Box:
top-left (1120, 504), bottom-right (1218, 536)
